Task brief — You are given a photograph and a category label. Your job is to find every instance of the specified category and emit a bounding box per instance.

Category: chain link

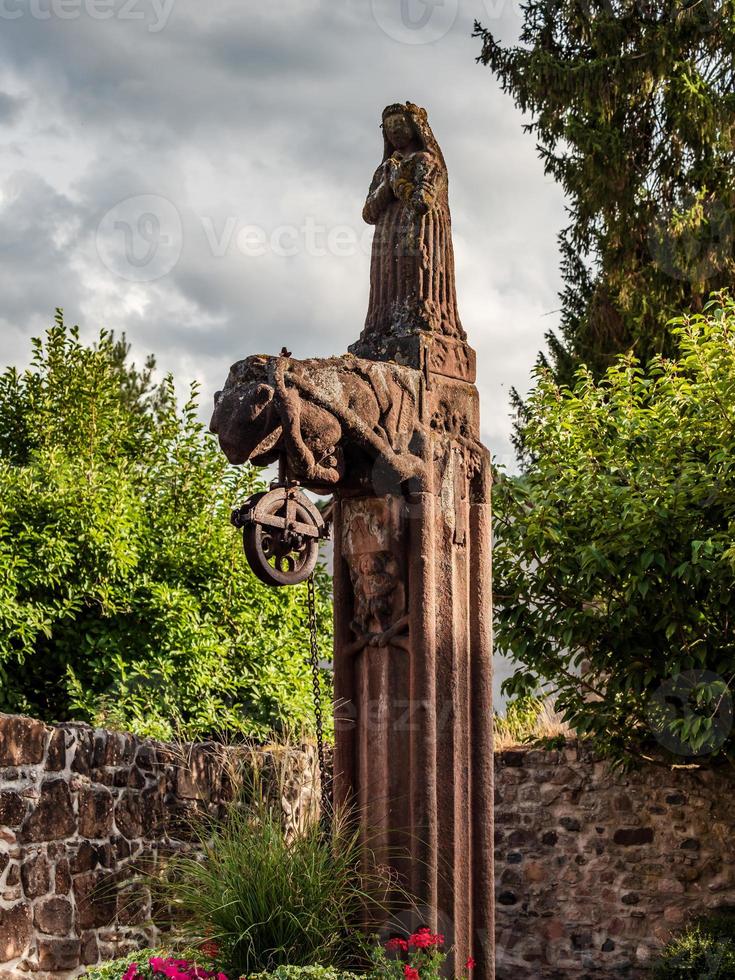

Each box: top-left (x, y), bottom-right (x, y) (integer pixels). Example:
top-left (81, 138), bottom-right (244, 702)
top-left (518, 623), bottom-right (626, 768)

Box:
top-left (307, 573), bottom-right (331, 826)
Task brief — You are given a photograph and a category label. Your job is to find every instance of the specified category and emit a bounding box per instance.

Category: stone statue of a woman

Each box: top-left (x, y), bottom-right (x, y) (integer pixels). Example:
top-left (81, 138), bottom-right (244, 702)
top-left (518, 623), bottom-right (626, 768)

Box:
top-left (350, 102), bottom-right (466, 363)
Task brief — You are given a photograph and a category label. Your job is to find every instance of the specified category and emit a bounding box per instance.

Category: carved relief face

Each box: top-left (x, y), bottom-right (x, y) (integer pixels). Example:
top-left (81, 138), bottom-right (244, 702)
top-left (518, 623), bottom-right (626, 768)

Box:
top-left (383, 112), bottom-right (414, 152)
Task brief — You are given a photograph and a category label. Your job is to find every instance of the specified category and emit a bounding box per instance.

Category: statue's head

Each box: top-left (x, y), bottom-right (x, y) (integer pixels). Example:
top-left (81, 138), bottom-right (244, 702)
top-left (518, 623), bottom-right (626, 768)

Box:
top-left (380, 102), bottom-right (445, 168)
top-left (382, 105), bottom-right (416, 152)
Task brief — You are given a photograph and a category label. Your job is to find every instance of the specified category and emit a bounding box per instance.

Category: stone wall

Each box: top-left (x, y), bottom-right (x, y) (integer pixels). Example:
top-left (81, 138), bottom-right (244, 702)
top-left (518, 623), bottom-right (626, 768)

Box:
top-left (0, 714), bottom-right (318, 978)
top-left (3, 717), bottom-right (735, 980)
top-left (495, 741), bottom-right (735, 979)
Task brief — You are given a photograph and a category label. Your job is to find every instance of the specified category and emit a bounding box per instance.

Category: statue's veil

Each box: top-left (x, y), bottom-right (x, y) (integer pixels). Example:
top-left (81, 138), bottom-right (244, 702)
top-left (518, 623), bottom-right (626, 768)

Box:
top-left (380, 102), bottom-right (447, 172)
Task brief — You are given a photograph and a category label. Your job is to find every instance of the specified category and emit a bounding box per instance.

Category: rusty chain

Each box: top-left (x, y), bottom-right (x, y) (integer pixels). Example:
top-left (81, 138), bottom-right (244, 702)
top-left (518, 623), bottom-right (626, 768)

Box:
top-left (306, 573), bottom-right (331, 827)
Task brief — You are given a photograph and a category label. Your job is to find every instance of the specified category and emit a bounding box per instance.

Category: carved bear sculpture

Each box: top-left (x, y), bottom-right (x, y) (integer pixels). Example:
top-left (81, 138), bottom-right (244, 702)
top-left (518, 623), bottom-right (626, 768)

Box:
top-left (210, 352), bottom-right (426, 491)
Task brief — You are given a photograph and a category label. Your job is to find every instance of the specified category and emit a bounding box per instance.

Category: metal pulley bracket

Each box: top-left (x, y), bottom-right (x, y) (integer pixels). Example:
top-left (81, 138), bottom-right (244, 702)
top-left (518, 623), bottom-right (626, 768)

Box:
top-left (231, 483), bottom-right (330, 587)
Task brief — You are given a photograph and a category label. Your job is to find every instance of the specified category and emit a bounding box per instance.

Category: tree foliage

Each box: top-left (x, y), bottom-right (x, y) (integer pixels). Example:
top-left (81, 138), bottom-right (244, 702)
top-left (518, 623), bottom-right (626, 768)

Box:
top-left (476, 0), bottom-right (735, 396)
top-left (493, 293), bottom-right (735, 764)
top-left (0, 312), bottom-right (332, 740)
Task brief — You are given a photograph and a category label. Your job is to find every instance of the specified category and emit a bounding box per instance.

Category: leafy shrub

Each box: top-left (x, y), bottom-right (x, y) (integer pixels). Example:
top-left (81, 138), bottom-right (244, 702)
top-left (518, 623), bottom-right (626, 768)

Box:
top-left (156, 794), bottom-right (397, 977)
top-left (494, 695), bottom-right (572, 750)
top-left (85, 955), bottom-right (367, 980)
top-left (494, 293), bottom-right (735, 764)
top-left (654, 913), bottom-right (735, 978)
top-left (0, 314), bottom-right (332, 739)
top-left (250, 967), bottom-right (361, 980)
top-left (82, 949), bottom-right (169, 979)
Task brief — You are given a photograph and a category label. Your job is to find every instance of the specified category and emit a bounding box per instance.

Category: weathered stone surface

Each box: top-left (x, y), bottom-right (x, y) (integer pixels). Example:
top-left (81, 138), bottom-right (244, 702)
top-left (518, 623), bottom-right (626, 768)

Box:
top-left (117, 883), bottom-right (150, 926)
top-left (20, 851), bottom-right (50, 899)
top-left (37, 937), bottom-right (80, 971)
top-left (493, 741), bottom-right (735, 978)
top-left (80, 931), bottom-right (99, 966)
top-left (33, 896), bottom-right (73, 936)
top-left (0, 715), bottom-right (46, 767)
top-left (0, 903), bottom-right (31, 962)
top-left (613, 827), bottom-right (655, 847)
top-left (55, 858), bottom-right (71, 895)
top-left (45, 727), bottom-right (67, 771)
top-left (0, 790), bottom-right (26, 827)
top-left (78, 787), bottom-right (114, 839)
top-left (114, 790), bottom-right (143, 839)
top-left (73, 870), bottom-right (117, 930)
top-left (19, 780), bottom-right (75, 843)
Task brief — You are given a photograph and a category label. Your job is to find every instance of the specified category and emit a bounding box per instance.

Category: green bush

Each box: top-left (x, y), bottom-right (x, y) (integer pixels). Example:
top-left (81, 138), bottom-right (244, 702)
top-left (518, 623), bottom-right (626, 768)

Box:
top-left (156, 793), bottom-right (398, 977)
top-left (83, 954), bottom-right (362, 980)
top-left (82, 949), bottom-right (167, 979)
top-left (494, 292), bottom-right (735, 765)
top-left (655, 914), bottom-right (735, 978)
top-left (250, 967), bottom-right (361, 980)
top-left (0, 313), bottom-right (332, 740)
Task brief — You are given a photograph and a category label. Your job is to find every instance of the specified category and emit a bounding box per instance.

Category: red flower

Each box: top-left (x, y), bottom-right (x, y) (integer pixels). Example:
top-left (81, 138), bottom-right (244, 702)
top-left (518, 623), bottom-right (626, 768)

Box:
top-left (385, 938), bottom-right (409, 952)
top-left (408, 928), bottom-right (444, 949)
top-left (404, 966), bottom-right (420, 980)
top-left (199, 941), bottom-right (220, 960)
top-left (466, 957), bottom-right (476, 970)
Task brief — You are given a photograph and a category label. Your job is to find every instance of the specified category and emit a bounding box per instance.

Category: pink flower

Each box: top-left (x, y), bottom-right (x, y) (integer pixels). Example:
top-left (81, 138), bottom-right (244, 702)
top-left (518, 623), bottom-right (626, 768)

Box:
top-left (466, 957), bottom-right (476, 970)
top-left (122, 965), bottom-right (140, 980)
top-left (404, 966), bottom-right (420, 980)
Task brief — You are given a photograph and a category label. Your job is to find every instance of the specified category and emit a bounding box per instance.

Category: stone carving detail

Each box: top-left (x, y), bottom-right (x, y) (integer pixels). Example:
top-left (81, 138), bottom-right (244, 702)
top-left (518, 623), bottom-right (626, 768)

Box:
top-left (353, 102), bottom-right (465, 351)
top-left (210, 351), bottom-right (426, 490)
top-left (210, 102), bottom-right (495, 980)
top-left (341, 500), bottom-right (408, 654)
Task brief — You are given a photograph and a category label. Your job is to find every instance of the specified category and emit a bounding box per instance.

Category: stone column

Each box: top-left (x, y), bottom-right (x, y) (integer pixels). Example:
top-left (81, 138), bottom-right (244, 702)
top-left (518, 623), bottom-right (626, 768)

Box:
top-left (332, 347), bottom-right (495, 979)
top-left (209, 98), bottom-right (495, 980)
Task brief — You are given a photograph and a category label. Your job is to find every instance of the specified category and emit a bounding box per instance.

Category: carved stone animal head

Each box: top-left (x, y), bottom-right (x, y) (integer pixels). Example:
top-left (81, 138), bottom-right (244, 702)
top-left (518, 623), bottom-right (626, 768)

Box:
top-left (210, 355), bottom-right (282, 466)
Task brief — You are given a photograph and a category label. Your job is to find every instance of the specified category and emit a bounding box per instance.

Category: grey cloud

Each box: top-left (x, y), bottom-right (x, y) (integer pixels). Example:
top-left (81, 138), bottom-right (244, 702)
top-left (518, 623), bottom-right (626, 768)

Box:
top-left (0, 92), bottom-right (25, 124)
top-left (0, 0), bottom-right (566, 465)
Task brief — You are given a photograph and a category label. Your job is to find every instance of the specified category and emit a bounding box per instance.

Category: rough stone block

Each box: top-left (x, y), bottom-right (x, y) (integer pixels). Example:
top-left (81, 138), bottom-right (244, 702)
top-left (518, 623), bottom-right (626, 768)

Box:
top-left (0, 903), bottom-right (31, 962)
top-left (80, 931), bottom-right (99, 966)
top-left (19, 780), bottom-right (75, 843)
top-left (54, 858), bottom-right (71, 895)
top-left (0, 716), bottom-right (46, 767)
top-left (20, 851), bottom-right (50, 899)
top-left (613, 827), bottom-right (655, 847)
top-left (33, 896), bottom-right (73, 936)
top-left (45, 728), bottom-right (67, 772)
top-left (0, 791), bottom-right (27, 827)
top-left (73, 870), bottom-right (117, 930)
top-left (115, 790), bottom-right (143, 839)
top-left (37, 937), bottom-right (81, 971)
top-left (78, 786), bottom-right (114, 839)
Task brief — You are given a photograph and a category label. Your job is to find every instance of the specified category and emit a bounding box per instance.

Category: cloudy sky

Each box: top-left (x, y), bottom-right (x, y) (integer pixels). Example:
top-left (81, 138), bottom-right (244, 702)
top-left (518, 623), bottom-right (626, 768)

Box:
top-left (0, 0), bottom-right (566, 468)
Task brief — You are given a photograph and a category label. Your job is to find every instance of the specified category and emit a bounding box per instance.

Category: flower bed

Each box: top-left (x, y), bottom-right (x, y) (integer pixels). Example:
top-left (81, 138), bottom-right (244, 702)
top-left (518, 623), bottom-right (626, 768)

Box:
top-left (83, 931), bottom-right (477, 980)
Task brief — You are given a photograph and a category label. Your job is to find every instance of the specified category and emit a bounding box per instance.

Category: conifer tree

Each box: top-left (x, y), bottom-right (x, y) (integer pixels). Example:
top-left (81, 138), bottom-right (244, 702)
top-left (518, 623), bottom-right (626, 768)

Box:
top-left (475, 1), bottom-right (735, 388)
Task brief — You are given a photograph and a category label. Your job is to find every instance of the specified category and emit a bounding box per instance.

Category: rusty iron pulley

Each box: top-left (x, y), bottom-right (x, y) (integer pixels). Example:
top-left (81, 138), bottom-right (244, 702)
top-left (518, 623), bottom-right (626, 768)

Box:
top-left (231, 482), bottom-right (330, 587)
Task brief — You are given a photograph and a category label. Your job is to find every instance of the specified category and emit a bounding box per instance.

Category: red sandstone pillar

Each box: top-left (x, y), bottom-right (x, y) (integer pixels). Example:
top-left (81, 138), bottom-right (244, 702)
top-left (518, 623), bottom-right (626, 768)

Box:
top-left (333, 372), bottom-right (495, 980)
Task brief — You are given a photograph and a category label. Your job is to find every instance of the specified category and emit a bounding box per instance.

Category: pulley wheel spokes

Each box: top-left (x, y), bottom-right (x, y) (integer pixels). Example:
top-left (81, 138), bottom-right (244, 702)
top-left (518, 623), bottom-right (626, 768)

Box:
top-left (233, 486), bottom-right (327, 587)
